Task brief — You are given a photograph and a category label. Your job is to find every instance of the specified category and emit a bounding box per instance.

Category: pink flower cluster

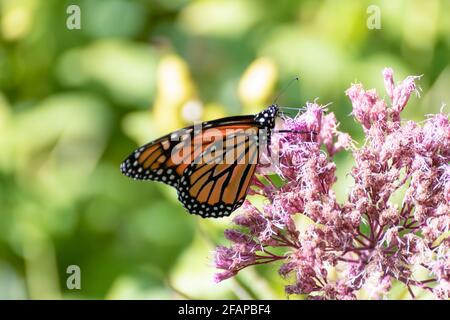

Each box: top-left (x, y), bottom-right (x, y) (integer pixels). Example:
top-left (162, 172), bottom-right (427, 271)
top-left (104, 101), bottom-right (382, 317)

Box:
top-left (214, 68), bottom-right (450, 299)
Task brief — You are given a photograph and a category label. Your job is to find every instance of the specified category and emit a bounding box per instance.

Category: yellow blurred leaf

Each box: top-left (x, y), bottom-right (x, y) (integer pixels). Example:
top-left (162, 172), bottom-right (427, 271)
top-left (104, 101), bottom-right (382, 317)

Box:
top-left (1, 0), bottom-right (36, 40)
top-left (178, 0), bottom-right (261, 37)
top-left (153, 54), bottom-right (198, 133)
top-left (238, 57), bottom-right (278, 113)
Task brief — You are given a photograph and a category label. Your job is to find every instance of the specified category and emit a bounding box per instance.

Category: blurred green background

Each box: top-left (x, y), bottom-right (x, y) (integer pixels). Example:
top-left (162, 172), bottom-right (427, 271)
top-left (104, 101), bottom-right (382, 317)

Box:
top-left (0, 0), bottom-right (449, 299)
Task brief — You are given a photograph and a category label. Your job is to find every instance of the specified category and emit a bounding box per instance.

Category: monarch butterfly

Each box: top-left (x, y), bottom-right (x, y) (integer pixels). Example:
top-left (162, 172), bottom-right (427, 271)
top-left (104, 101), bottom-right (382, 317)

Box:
top-left (120, 104), bottom-right (288, 218)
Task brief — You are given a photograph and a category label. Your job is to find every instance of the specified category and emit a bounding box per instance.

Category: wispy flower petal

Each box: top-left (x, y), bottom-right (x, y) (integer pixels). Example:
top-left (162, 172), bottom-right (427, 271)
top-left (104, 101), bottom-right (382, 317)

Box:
top-left (213, 68), bottom-right (450, 300)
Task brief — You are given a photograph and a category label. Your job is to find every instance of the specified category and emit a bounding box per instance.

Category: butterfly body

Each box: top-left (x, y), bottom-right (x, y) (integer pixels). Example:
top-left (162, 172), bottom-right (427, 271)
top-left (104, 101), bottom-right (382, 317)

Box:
top-left (120, 105), bottom-right (279, 218)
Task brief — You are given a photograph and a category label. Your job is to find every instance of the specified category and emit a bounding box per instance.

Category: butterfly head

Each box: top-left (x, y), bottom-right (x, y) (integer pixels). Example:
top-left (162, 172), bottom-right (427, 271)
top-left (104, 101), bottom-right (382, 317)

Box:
top-left (254, 104), bottom-right (279, 129)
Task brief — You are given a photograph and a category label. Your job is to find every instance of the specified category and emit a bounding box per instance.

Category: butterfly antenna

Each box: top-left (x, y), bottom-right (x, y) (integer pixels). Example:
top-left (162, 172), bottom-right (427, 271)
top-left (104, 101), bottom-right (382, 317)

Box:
top-left (275, 129), bottom-right (318, 136)
top-left (279, 106), bottom-right (307, 111)
top-left (273, 76), bottom-right (299, 105)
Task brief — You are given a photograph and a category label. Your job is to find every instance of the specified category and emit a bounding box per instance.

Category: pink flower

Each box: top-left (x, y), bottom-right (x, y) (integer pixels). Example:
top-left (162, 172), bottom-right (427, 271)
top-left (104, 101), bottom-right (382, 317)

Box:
top-left (213, 68), bottom-right (450, 300)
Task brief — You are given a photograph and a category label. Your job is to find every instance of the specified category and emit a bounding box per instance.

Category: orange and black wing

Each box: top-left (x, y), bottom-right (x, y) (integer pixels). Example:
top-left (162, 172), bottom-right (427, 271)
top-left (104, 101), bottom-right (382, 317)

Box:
top-left (120, 116), bottom-right (258, 188)
top-left (120, 127), bottom-right (195, 186)
top-left (121, 104), bottom-right (280, 218)
top-left (177, 126), bottom-right (261, 218)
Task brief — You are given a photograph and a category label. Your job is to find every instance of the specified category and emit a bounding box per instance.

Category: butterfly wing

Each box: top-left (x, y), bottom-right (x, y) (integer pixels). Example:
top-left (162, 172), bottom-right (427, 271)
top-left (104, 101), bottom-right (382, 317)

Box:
top-left (177, 126), bottom-right (261, 218)
top-left (120, 115), bottom-right (258, 187)
top-left (120, 105), bottom-right (279, 218)
top-left (120, 127), bottom-right (194, 186)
